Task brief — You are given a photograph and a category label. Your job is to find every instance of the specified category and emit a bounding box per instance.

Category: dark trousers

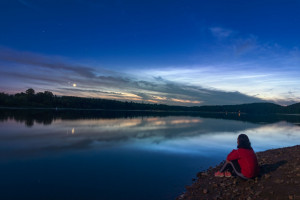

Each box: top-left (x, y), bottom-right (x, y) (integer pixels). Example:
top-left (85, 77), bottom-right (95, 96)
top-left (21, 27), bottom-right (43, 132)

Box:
top-left (219, 160), bottom-right (248, 179)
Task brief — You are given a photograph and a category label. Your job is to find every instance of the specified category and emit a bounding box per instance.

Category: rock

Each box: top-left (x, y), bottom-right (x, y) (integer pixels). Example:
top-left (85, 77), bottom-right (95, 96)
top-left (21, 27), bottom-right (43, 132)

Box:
top-left (255, 191), bottom-right (262, 196)
top-left (233, 179), bottom-right (239, 185)
top-left (178, 194), bottom-right (185, 199)
top-left (264, 174), bottom-right (271, 179)
top-left (213, 195), bottom-right (219, 200)
top-left (185, 185), bottom-right (192, 190)
top-left (196, 172), bottom-right (202, 177)
top-left (274, 179), bottom-right (284, 184)
top-left (247, 179), bottom-right (255, 184)
top-left (178, 146), bottom-right (300, 200)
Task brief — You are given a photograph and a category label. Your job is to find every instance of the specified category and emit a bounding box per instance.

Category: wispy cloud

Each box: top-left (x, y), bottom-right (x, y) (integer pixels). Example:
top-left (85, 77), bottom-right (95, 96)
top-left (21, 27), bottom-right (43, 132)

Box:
top-left (126, 57), bottom-right (300, 105)
top-left (0, 47), bottom-right (99, 78)
top-left (210, 27), bottom-right (234, 39)
top-left (233, 36), bottom-right (258, 55)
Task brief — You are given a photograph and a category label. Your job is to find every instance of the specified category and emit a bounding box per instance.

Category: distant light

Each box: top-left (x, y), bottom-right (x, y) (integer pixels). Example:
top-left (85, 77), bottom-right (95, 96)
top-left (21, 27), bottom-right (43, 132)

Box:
top-left (73, 83), bottom-right (77, 87)
top-left (72, 128), bottom-right (75, 134)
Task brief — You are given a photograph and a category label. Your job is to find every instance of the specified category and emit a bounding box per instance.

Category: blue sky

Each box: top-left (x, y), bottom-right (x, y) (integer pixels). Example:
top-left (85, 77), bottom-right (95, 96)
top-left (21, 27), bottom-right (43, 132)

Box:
top-left (0, 0), bottom-right (299, 105)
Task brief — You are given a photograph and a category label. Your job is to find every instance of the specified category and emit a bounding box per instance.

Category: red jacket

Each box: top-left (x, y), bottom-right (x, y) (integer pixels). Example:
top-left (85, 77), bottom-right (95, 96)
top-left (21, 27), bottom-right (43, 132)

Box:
top-left (227, 148), bottom-right (259, 178)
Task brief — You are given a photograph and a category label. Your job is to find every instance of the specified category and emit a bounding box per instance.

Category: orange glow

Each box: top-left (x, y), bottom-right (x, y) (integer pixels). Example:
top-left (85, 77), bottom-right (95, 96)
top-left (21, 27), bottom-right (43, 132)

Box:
top-left (146, 99), bottom-right (159, 103)
top-left (171, 98), bottom-right (202, 104)
top-left (145, 117), bottom-right (160, 122)
top-left (152, 121), bottom-right (166, 126)
top-left (170, 119), bottom-right (202, 124)
top-left (152, 96), bottom-right (167, 100)
top-left (118, 119), bottom-right (142, 127)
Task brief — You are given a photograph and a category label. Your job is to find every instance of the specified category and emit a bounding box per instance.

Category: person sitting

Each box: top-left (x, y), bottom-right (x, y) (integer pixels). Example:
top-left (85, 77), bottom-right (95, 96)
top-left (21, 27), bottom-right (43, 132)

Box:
top-left (214, 134), bottom-right (259, 179)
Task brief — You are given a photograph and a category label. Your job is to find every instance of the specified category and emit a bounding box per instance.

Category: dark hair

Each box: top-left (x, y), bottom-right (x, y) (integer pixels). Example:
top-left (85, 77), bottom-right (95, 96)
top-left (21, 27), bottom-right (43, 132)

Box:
top-left (237, 134), bottom-right (252, 149)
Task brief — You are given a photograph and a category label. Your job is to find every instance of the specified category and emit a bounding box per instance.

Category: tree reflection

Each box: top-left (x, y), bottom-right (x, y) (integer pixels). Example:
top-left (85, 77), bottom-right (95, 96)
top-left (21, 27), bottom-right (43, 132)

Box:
top-left (25, 119), bottom-right (34, 127)
top-left (0, 108), bottom-right (300, 127)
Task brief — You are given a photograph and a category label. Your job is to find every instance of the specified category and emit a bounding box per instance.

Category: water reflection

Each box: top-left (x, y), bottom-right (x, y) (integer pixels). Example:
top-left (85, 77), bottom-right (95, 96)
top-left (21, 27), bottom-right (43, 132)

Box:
top-left (0, 109), bottom-right (299, 159)
top-left (1, 109), bottom-right (300, 127)
top-left (0, 109), bottom-right (300, 200)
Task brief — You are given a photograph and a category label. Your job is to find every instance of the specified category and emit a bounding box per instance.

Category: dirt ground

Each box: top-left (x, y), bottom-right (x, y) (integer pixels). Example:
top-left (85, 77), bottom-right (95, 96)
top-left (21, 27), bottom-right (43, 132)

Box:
top-left (177, 145), bottom-right (300, 200)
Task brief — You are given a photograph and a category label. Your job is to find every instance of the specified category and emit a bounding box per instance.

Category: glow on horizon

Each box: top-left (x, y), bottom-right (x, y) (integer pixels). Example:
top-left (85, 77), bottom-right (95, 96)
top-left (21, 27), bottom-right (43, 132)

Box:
top-left (0, 56), bottom-right (299, 105)
top-left (125, 63), bottom-right (300, 105)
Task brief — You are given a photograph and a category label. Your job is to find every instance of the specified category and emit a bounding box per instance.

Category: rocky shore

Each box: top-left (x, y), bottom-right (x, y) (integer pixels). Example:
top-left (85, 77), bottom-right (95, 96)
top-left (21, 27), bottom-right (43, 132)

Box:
top-left (178, 145), bottom-right (300, 200)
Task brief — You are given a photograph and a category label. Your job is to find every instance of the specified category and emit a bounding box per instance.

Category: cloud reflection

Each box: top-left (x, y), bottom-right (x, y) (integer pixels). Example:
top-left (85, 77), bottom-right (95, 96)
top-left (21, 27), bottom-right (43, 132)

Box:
top-left (1, 114), bottom-right (300, 160)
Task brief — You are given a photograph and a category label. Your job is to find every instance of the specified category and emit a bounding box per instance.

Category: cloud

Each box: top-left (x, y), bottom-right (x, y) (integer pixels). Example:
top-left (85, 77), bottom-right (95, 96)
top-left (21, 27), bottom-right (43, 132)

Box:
top-left (210, 27), bottom-right (234, 39)
top-left (127, 78), bottom-right (264, 105)
top-left (0, 47), bottom-right (98, 78)
top-left (0, 48), bottom-right (266, 105)
top-left (171, 98), bottom-right (202, 104)
top-left (208, 27), bottom-right (259, 57)
top-left (233, 36), bottom-right (258, 55)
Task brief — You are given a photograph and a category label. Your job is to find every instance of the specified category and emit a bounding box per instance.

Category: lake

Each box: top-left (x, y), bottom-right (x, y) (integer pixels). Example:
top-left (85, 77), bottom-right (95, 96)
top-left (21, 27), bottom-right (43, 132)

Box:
top-left (0, 109), bottom-right (299, 200)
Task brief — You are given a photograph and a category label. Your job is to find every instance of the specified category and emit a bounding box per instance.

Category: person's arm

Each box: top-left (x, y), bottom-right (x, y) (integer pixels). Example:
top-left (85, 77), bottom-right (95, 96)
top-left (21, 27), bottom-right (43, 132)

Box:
top-left (226, 149), bottom-right (239, 161)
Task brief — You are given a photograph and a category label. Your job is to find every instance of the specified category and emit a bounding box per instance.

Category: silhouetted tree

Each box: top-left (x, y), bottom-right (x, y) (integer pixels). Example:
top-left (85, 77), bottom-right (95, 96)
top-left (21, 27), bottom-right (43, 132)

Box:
top-left (26, 88), bottom-right (35, 96)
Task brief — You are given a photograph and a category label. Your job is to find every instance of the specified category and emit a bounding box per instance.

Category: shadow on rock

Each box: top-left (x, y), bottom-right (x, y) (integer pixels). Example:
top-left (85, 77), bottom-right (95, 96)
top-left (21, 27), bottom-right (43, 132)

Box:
top-left (259, 160), bottom-right (287, 175)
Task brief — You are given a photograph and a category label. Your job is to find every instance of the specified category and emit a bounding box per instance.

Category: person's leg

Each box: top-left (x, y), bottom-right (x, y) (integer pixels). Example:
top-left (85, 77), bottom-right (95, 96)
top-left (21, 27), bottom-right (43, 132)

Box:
top-left (219, 162), bottom-right (230, 172)
top-left (231, 160), bottom-right (241, 172)
top-left (227, 161), bottom-right (248, 179)
top-left (217, 160), bottom-right (248, 179)
top-left (215, 162), bottom-right (230, 177)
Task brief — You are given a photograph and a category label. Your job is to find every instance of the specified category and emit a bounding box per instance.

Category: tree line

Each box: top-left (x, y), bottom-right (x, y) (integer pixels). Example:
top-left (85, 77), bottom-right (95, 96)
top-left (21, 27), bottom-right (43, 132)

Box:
top-left (0, 88), bottom-right (299, 114)
top-left (0, 88), bottom-right (186, 111)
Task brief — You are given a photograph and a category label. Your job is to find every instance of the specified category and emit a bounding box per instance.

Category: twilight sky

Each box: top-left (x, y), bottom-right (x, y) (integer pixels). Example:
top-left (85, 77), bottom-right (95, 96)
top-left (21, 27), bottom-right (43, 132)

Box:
top-left (0, 0), bottom-right (299, 106)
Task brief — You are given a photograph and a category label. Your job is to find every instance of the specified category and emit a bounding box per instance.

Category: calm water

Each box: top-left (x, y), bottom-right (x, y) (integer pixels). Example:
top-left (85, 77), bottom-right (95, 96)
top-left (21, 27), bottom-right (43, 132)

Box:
top-left (0, 109), bottom-right (300, 200)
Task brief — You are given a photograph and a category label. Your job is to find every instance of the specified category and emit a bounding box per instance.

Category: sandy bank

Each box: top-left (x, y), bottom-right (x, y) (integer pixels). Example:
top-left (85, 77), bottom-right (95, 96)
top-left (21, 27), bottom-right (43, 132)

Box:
top-left (178, 145), bottom-right (300, 200)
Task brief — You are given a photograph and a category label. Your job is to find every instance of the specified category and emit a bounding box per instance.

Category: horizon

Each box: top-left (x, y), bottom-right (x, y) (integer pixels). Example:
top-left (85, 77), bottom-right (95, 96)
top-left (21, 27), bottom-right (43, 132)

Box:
top-left (0, 1), bottom-right (300, 106)
top-left (2, 88), bottom-right (299, 108)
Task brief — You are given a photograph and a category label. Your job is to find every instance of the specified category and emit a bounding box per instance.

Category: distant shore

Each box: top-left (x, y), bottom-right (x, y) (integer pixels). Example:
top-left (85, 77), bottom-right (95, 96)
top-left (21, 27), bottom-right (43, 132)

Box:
top-left (178, 145), bottom-right (300, 200)
top-left (1, 89), bottom-right (300, 114)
